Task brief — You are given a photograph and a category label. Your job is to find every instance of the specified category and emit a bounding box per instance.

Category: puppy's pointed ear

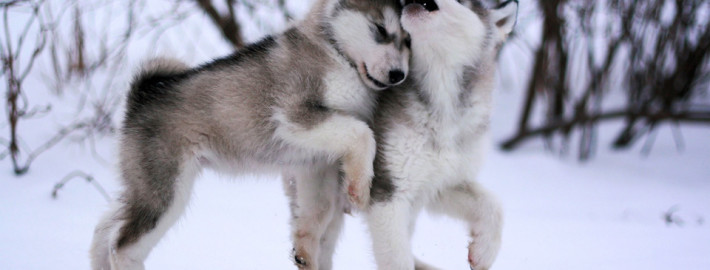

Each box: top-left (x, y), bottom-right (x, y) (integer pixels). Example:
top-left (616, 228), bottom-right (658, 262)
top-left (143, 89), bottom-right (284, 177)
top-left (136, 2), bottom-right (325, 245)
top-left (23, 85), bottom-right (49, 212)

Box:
top-left (491, 0), bottom-right (518, 40)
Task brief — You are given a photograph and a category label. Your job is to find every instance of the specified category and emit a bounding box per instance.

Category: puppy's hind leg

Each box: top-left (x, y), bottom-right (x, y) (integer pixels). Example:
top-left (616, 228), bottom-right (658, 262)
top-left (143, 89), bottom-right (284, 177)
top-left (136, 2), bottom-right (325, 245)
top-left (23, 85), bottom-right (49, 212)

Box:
top-left (91, 203), bottom-right (122, 270)
top-left (426, 181), bottom-right (503, 270)
top-left (286, 164), bottom-right (342, 270)
top-left (90, 146), bottom-right (200, 270)
top-left (316, 175), bottom-right (347, 270)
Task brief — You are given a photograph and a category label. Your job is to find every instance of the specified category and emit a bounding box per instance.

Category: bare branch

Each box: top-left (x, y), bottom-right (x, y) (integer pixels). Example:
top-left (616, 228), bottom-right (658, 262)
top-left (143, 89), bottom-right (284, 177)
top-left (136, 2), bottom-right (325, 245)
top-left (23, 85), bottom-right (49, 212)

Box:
top-left (17, 104), bottom-right (50, 119)
top-left (501, 109), bottom-right (710, 151)
top-left (52, 170), bottom-right (111, 202)
top-left (670, 121), bottom-right (685, 153)
top-left (11, 1), bottom-right (36, 60)
top-left (3, 4), bottom-right (14, 56)
top-left (277, 0), bottom-right (292, 21)
top-left (195, 0), bottom-right (244, 48)
top-left (0, 1), bottom-right (30, 8)
top-left (14, 121), bottom-right (88, 175)
top-left (0, 137), bottom-right (8, 160)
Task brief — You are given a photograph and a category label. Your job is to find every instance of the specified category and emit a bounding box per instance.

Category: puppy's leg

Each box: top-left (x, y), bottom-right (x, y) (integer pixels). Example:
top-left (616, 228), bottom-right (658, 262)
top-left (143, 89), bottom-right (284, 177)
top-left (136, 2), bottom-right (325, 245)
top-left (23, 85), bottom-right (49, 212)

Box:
top-left (426, 181), bottom-right (503, 270)
top-left (275, 113), bottom-right (375, 210)
top-left (287, 164), bottom-right (342, 270)
top-left (367, 198), bottom-right (420, 270)
top-left (282, 171), bottom-right (299, 221)
top-left (90, 148), bottom-right (199, 270)
top-left (317, 183), bottom-right (346, 270)
top-left (91, 203), bottom-right (121, 270)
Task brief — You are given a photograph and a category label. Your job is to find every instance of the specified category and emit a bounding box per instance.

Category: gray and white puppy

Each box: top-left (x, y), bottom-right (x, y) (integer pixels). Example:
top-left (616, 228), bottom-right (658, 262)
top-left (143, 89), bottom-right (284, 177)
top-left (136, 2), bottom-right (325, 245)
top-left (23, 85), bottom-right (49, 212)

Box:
top-left (89, 0), bottom-right (410, 269)
top-left (286, 0), bottom-right (518, 269)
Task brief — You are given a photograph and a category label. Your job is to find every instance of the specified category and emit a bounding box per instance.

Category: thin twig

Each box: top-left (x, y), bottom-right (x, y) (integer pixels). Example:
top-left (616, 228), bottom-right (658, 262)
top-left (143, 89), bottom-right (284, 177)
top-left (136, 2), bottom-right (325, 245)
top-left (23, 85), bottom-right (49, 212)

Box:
top-left (17, 104), bottom-right (50, 118)
top-left (18, 0), bottom-right (47, 82)
top-left (670, 120), bottom-right (686, 153)
top-left (52, 170), bottom-right (111, 202)
top-left (640, 122), bottom-right (658, 156)
top-left (501, 109), bottom-right (710, 150)
top-left (16, 122), bottom-right (88, 175)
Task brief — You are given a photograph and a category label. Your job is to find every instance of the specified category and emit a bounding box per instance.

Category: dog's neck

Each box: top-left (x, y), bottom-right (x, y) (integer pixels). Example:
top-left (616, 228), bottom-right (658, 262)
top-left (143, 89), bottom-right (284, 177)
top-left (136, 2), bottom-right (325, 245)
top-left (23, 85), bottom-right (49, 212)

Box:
top-left (411, 46), bottom-right (475, 123)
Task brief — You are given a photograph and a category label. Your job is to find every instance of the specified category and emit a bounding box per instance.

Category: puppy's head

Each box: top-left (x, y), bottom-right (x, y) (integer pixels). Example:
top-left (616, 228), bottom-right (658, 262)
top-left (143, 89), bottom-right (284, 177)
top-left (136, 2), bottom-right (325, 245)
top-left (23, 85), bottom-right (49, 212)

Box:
top-left (328, 0), bottom-right (411, 90)
top-left (400, 0), bottom-right (518, 64)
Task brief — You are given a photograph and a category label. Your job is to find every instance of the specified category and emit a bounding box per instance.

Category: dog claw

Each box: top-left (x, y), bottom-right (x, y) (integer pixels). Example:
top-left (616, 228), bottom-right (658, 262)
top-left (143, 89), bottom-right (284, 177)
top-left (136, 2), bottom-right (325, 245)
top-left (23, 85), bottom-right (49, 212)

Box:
top-left (292, 248), bottom-right (308, 267)
top-left (294, 255), bottom-right (307, 267)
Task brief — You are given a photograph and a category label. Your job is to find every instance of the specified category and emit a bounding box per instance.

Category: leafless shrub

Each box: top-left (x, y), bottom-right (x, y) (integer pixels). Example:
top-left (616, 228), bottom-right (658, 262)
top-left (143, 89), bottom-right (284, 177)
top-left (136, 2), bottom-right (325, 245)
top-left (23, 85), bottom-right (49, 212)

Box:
top-left (1, 0), bottom-right (298, 176)
top-left (1, 0), bottom-right (187, 175)
top-left (2, 0), bottom-right (53, 174)
top-left (501, 0), bottom-right (710, 160)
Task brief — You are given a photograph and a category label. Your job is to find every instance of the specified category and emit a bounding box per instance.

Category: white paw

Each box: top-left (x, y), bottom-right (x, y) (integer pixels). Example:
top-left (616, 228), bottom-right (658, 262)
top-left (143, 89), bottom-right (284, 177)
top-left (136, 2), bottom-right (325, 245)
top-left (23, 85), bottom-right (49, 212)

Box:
top-left (346, 171), bottom-right (372, 210)
top-left (467, 239), bottom-right (498, 270)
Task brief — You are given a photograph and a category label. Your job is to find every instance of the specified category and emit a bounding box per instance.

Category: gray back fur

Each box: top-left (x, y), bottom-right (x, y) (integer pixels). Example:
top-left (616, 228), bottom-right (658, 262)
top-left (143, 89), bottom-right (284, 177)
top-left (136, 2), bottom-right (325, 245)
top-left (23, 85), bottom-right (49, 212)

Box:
top-left (116, 0), bottom-right (404, 249)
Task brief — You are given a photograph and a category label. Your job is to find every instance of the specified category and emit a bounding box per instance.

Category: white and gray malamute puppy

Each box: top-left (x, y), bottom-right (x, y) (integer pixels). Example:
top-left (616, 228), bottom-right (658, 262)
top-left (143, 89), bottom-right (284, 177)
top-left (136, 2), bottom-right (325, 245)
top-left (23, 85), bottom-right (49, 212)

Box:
top-left (89, 0), bottom-right (410, 269)
top-left (286, 0), bottom-right (517, 269)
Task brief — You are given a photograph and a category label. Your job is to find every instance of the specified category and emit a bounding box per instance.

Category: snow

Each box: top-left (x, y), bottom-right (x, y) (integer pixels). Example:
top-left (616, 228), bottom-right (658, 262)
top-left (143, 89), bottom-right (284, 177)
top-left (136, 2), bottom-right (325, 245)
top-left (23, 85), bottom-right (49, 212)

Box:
top-left (2, 1), bottom-right (710, 269)
top-left (2, 92), bottom-right (708, 269)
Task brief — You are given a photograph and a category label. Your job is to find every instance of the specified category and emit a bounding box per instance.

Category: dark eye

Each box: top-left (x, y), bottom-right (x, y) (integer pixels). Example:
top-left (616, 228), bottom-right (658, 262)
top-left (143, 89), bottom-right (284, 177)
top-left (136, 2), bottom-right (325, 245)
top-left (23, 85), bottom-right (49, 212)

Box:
top-left (376, 24), bottom-right (388, 38)
top-left (404, 36), bottom-right (412, 48)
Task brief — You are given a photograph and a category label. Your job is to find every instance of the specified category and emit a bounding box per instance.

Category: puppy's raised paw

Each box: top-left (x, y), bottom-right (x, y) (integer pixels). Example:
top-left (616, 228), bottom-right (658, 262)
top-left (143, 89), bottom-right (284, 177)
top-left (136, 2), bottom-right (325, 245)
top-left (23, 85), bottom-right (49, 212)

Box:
top-left (468, 240), bottom-right (495, 270)
top-left (346, 175), bottom-right (372, 210)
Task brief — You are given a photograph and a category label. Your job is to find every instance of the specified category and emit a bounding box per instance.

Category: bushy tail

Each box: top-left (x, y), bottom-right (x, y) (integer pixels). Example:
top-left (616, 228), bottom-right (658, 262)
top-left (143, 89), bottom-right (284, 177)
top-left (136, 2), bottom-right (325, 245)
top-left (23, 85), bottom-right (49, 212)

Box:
top-left (130, 57), bottom-right (190, 91)
top-left (125, 57), bottom-right (191, 112)
top-left (137, 57), bottom-right (190, 78)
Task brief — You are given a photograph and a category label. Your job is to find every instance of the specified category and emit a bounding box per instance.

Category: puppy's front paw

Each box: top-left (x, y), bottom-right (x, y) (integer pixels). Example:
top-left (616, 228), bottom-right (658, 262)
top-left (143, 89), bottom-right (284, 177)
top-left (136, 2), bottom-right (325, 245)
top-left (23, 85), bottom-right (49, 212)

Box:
top-left (468, 240), bottom-right (496, 270)
top-left (342, 131), bottom-right (375, 210)
top-left (347, 178), bottom-right (371, 210)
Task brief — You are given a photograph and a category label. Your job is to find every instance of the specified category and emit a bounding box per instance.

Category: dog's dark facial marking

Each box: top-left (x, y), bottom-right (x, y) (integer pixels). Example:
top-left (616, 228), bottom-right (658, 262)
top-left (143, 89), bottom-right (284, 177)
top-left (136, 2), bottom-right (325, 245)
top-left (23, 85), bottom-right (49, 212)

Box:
top-left (404, 36), bottom-right (412, 49)
top-left (373, 23), bottom-right (392, 44)
top-left (404, 0), bottom-right (439, 12)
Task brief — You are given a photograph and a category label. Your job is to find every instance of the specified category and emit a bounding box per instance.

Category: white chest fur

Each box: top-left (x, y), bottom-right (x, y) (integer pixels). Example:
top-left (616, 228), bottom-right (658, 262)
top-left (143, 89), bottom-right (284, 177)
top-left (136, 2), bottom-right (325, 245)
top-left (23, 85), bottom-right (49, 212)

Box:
top-left (322, 69), bottom-right (376, 121)
top-left (384, 82), bottom-right (492, 194)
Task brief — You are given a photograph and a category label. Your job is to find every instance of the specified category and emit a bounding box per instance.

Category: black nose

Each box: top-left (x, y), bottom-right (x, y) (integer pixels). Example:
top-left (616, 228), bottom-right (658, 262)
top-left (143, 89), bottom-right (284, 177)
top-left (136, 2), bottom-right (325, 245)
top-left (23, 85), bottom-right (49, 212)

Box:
top-left (389, 70), bottom-right (406, 84)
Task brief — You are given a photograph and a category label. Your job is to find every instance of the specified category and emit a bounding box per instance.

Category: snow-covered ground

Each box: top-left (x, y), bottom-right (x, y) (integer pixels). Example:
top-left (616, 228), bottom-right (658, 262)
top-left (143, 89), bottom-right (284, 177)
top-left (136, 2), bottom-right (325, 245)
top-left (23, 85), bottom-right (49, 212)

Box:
top-left (2, 88), bottom-right (708, 269)
top-left (2, 1), bottom-right (709, 269)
